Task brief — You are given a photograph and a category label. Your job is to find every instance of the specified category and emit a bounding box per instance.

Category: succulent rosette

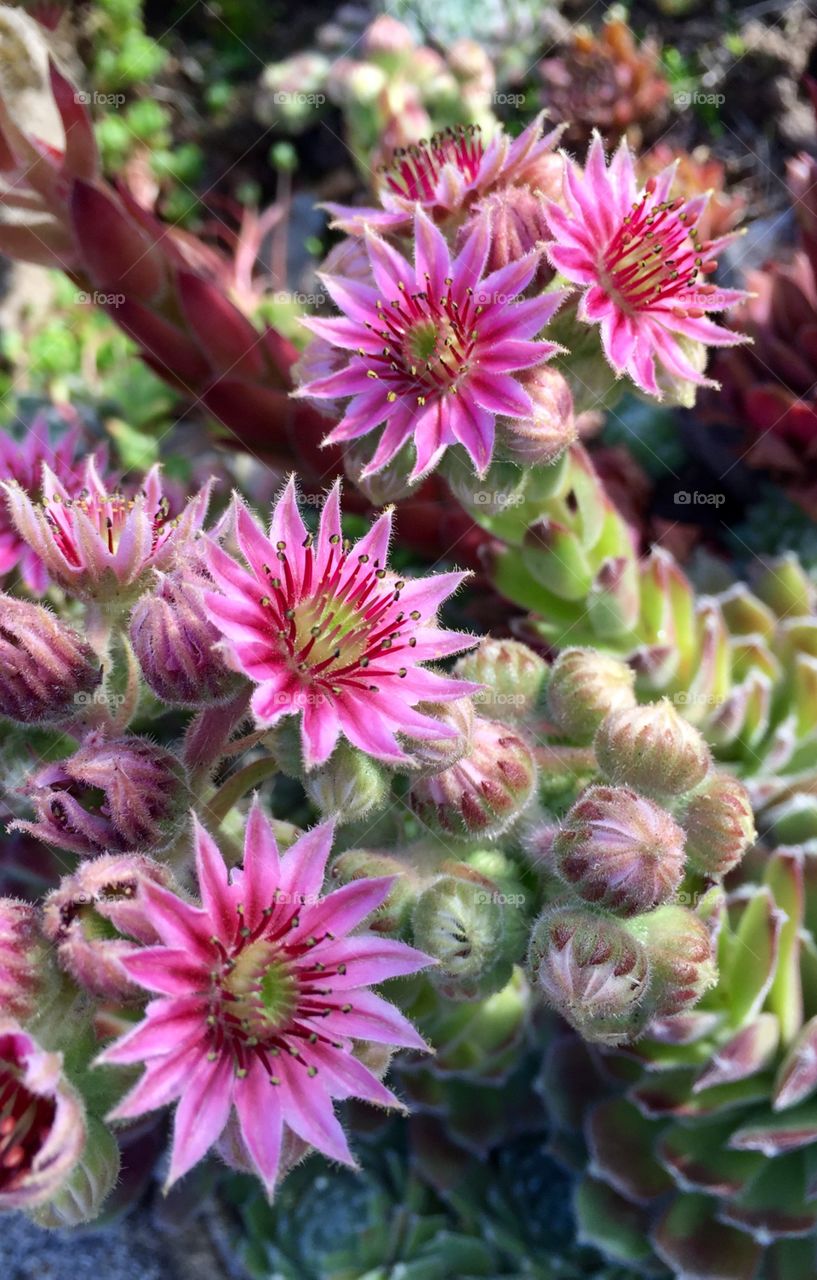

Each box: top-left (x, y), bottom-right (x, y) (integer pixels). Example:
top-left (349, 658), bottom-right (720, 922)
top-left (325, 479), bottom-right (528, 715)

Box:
top-left (204, 477), bottom-right (478, 768)
top-left (97, 801), bottom-right (432, 1192)
top-left (544, 134), bottom-right (746, 397)
top-left (296, 209), bottom-right (565, 481)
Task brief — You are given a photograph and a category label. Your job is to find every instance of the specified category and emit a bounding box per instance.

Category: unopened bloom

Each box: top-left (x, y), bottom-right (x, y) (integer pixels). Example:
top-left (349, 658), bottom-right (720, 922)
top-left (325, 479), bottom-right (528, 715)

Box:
top-left (0, 1021), bottom-right (86, 1211)
top-left (297, 209), bottom-right (565, 480)
top-left (3, 457), bottom-right (211, 603)
top-left (325, 114), bottom-right (563, 234)
top-left (204, 478), bottom-right (477, 768)
top-left (0, 413), bottom-right (85, 594)
top-left (0, 595), bottom-right (101, 725)
top-left (594, 699), bottom-right (711, 800)
top-left (0, 900), bottom-right (43, 1021)
top-left (11, 733), bottom-right (187, 857)
top-left (544, 134), bottom-right (746, 397)
top-left (97, 801), bottom-right (431, 1192)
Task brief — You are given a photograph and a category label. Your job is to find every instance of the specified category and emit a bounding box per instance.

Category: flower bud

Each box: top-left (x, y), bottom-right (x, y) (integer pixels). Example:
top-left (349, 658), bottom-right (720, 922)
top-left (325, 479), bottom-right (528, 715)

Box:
top-left (409, 716), bottom-right (537, 841)
top-left (594, 699), bottom-right (711, 799)
top-left (454, 638), bottom-right (547, 724)
top-left (547, 648), bottom-right (636, 745)
top-left (554, 785), bottom-right (686, 916)
top-left (129, 569), bottom-right (241, 707)
top-left (43, 854), bottom-right (173, 999)
top-left (0, 1021), bottom-right (86, 1212)
top-left (0, 899), bottom-right (44, 1021)
top-left (343, 436), bottom-right (418, 504)
top-left (330, 849), bottom-right (418, 936)
top-left (304, 741), bottom-right (390, 824)
top-left (362, 14), bottom-right (415, 55)
top-left (405, 697), bottom-right (475, 773)
top-left (627, 905), bottom-right (716, 1017)
top-left (679, 773), bottom-right (756, 878)
top-left (12, 733), bottom-right (188, 857)
top-left (0, 595), bottom-right (101, 725)
top-left (496, 364), bottom-right (577, 467)
top-left (29, 1116), bottom-right (119, 1228)
top-left (412, 868), bottom-right (513, 999)
top-left (528, 907), bottom-right (651, 1045)
top-left (466, 188), bottom-right (554, 291)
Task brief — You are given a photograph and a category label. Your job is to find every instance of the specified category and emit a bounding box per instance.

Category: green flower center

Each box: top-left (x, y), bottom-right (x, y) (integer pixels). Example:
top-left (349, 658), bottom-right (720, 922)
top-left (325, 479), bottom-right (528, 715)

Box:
top-left (223, 940), bottom-right (298, 1040)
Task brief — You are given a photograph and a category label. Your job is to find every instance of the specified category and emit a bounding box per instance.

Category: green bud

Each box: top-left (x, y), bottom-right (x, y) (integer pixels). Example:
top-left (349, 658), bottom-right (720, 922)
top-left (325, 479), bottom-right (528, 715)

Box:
top-left (29, 1116), bottom-right (119, 1228)
top-left (594, 699), bottom-right (712, 800)
top-left (454, 638), bottom-right (548, 723)
top-left (304, 742), bottom-right (390, 824)
top-left (547, 647), bottom-right (636, 744)
top-left (412, 868), bottom-right (518, 999)
top-left (626, 904), bottom-right (716, 1018)
top-left (679, 772), bottom-right (756, 878)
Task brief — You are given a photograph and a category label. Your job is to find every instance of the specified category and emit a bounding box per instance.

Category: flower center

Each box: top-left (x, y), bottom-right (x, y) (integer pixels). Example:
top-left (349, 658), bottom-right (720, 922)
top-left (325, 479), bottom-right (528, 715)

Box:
top-left (259, 533), bottom-right (415, 693)
top-left (365, 280), bottom-right (479, 404)
top-left (0, 1065), bottom-right (55, 1190)
top-left (381, 124), bottom-right (484, 201)
top-left (222, 940), bottom-right (298, 1043)
top-left (601, 184), bottom-right (719, 317)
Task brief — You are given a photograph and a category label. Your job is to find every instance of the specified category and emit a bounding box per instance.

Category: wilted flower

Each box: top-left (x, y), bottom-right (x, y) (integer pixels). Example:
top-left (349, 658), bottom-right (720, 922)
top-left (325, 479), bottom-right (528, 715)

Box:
top-left (3, 458), bottom-right (211, 603)
top-left (0, 594), bottom-right (102, 725)
top-left (11, 734), bottom-right (188, 857)
top-left (325, 114), bottom-right (563, 235)
top-left (297, 209), bottom-right (565, 481)
top-left (204, 478), bottom-right (477, 768)
top-left (544, 135), bottom-right (746, 398)
top-left (0, 1020), bottom-right (86, 1211)
top-left (97, 800), bottom-right (431, 1192)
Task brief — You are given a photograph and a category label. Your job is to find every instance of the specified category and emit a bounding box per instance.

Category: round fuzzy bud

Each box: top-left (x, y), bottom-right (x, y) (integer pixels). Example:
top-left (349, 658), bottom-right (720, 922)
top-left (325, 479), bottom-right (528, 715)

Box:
top-left (0, 595), bottom-right (101, 725)
top-left (679, 773), bottom-right (756, 878)
top-left (547, 648), bottom-right (636, 745)
top-left (594, 699), bottom-right (712, 799)
top-left (0, 900), bottom-right (44, 1021)
top-left (29, 1116), bottom-right (119, 1228)
top-left (43, 854), bottom-right (173, 999)
top-left (330, 849), bottom-right (418, 937)
top-left (361, 14), bottom-right (415, 55)
top-left (405, 697), bottom-right (475, 773)
top-left (304, 742), bottom-right (390, 824)
top-left (528, 906), bottom-right (651, 1045)
top-left (0, 1021), bottom-right (86, 1212)
top-left (409, 716), bottom-right (537, 841)
top-left (412, 869), bottom-right (513, 1000)
top-left (466, 188), bottom-right (554, 290)
top-left (12, 733), bottom-right (188, 857)
top-left (553, 785), bottom-right (686, 917)
top-left (496, 365), bottom-right (578, 467)
top-left (129, 569), bottom-right (241, 707)
top-left (343, 437), bottom-right (418, 504)
top-left (628, 905), bottom-right (716, 1017)
top-left (454, 638), bottom-right (547, 724)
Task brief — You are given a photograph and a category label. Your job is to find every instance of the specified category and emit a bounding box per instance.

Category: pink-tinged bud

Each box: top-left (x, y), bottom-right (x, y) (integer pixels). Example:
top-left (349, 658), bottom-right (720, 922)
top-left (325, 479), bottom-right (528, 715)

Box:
top-left (12, 733), bottom-right (188, 857)
top-left (0, 1021), bottom-right (86, 1212)
top-left (342, 436), bottom-right (418, 504)
top-left (0, 595), bottom-right (101, 725)
top-left (496, 365), bottom-right (577, 467)
top-left (129, 569), bottom-right (242, 707)
top-left (554, 785), bottom-right (686, 916)
top-left (467, 187), bottom-right (554, 289)
top-left (628, 905), bottom-right (716, 1017)
top-left (42, 854), bottom-right (173, 999)
top-left (406, 697), bottom-right (475, 773)
top-left (29, 1115), bottom-right (119, 1228)
top-left (678, 773), bottom-right (756, 878)
top-left (454, 638), bottom-right (547, 724)
top-left (0, 900), bottom-right (43, 1021)
top-left (528, 906), bottom-right (651, 1045)
top-left (547, 648), bottom-right (636, 745)
top-left (361, 14), bottom-right (415, 55)
top-left (304, 742), bottom-right (390, 824)
top-left (330, 849), bottom-right (418, 937)
top-left (594, 699), bottom-right (712, 800)
top-left (409, 716), bottom-right (537, 840)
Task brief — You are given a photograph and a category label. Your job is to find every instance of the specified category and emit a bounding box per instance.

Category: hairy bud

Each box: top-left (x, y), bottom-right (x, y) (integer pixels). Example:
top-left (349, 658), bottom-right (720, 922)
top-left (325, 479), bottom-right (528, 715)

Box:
top-left (0, 900), bottom-right (44, 1022)
top-left (304, 741), bottom-right (390, 824)
top-left (496, 364), bottom-right (577, 467)
top-left (528, 906), bottom-right (651, 1045)
top-left (412, 868), bottom-right (514, 999)
top-left (330, 849), bottom-right (418, 936)
top-left (554, 785), bottom-right (686, 916)
top-left (409, 716), bottom-right (537, 840)
top-left (594, 699), bottom-right (711, 799)
top-left (547, 647), bottom-right (636, 744)
top-left (628, 905), bottom-right (716, 1017)
top-left (0, 595), bottom-right (101, 725)
top-left (405, 697), bottom-right (475, 774)
top-left (29, 1116), bottom-right (119, 1228)
top-left (679, 773), bottom-right (756, 877)
top-left (454, 638), bottom-right (547, 723)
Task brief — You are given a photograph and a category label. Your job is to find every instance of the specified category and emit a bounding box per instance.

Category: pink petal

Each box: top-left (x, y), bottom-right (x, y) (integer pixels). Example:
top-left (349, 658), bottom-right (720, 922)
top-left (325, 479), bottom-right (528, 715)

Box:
top-left (469, 372), bottom-right (533, 419)
top-left (97, 997), bottom-right (207, 1066)
top-left (107, 1044), bottom-right (202, 1121)
top-left (167, 1053), bottom-right (234, 1186)
top-left (119, 946), bottom-right (206, 996)
top-left (193, 815), bottom-right (238, 943)
top-left (337, 693), bottom-right (408, 761)
top-left (276, 1054), bottom-right (355, 1166)
top-left (301, 695), bottom-right (342, 768)
top-left (290, 877), bottom-right (394, 944)
top-left (413, 208), bottom-right (451, 297)
top-left (235, 1059), bottom-right (283, 1194)
top-left (397, 571), bottom-right (468, 620)
top-left (242, 796), bottom-right (282, 930)
top-left (251, 680), bottom-right (298, 727)
top-left (364, 228), bottom-right (414, 299)
top-left (299, 1040), bottom-right (401, 1110)
top-left (300, 934), bottom-right (432, 986)
top-left (279, 818), bottom-right (336, 904)
top-left (138, 882), bottom-right (214, 960)
top-left (321, 989), bottom-right (430, 1050)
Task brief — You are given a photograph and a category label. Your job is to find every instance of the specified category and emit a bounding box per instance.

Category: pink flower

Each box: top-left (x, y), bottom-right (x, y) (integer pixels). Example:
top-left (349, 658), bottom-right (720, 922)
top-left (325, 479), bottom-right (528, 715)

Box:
top-left (97, 801), bottom-right (432, 1192)
top-left (325, 114), bottom-right (563, 235)
top-left (0, 411), bottom-right (86, 594)
top-left (296, 209), bottom-right (565, 480)
top-left (544, 134), bottom-right (747, 397)
top-left (3, 457), bottom-right (211, 602)
top-left (204, 478), bottom-right (478, 767)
